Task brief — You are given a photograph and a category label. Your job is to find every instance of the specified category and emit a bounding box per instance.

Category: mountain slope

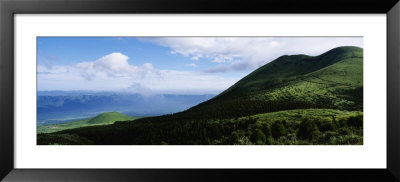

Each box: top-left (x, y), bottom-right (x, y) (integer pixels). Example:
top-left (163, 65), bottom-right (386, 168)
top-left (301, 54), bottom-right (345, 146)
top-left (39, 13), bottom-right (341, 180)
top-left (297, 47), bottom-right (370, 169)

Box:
top-left (87, 112), bottom-right (133, 124)
top-left (140, 46), bottom-right (363, 121)
top-left (221, 46), bottom-right (362, 95)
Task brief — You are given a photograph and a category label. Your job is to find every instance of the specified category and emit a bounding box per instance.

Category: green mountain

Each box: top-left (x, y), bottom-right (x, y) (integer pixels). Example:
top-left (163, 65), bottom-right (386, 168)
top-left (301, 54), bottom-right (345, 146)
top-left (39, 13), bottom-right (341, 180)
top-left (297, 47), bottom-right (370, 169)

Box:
top-left (222, 46), bottom-right (362, 94)
top-left (37, 46), bottom-right (363, 145)
top-left (37, 112), bottom-right (141, 133)
top-left (87, 112), bottom-right (134, 124)
top-left (145, 46), bottom-right (363, 121)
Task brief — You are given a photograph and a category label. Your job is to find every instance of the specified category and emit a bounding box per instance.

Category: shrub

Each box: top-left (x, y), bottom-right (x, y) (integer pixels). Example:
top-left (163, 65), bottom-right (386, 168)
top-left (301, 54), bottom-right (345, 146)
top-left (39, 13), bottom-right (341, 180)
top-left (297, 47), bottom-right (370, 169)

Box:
top-left (347, 115), bottom-right (363, 128)
top-left (271, 120), bottom-right (287, 139)
top-left (274, 133), bottom-right (298, 145)
top-left (338, 127), bottom-right (350, 135)
top-left (297, 119), bottom-right (320, 140)
top-left (229, 131), bottom-right (240, 143)
top-left (250, 129), bottom-right (266, 145)
top-left (260, 123), bottom-right (272, 138)
top-left (318, 119), bottom-right (337, 132)
top-left (316, 131), bottom-right (338, 144)
top-left (339, 119), bottom-right (347, 127)
top-left (331, 116), bottom-right (340, 128)
top-left (333, 134), bottom-right (362, 145)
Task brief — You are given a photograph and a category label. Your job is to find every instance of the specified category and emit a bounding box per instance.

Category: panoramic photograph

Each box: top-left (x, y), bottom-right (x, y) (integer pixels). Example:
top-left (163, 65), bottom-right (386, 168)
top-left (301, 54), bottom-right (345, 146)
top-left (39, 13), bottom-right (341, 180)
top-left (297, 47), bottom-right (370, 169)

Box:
top-left (36, 37), bottom-right (363, 145)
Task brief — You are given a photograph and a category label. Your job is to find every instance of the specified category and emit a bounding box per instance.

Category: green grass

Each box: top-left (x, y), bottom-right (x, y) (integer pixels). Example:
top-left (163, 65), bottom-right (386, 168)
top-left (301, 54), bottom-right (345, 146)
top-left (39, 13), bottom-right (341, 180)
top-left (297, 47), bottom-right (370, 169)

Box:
top-left (37, 112), bottom-right (141, 133)
top-left (243, 109), bottom-right (362, 125)
top-left (221, 46), bottom-right (362, 95)
top-left (87, 111), bottom-right (135, 124)
top-left (249, 57), bottom-right (363, 109)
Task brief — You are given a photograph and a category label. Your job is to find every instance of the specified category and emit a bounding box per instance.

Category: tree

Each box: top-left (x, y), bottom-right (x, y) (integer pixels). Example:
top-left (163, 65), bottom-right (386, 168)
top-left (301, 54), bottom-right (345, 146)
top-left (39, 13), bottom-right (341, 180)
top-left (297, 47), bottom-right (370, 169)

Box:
top-left (298, 119), bottom-right (320, 140)
top-left (271, 120), bottom-right (287, 139)
top-left (250, 129), bottom-right (267, 145)
top-left (260, 123), bottom-right (272, 139)
top-left (347, 115), bottom-right (363, 128)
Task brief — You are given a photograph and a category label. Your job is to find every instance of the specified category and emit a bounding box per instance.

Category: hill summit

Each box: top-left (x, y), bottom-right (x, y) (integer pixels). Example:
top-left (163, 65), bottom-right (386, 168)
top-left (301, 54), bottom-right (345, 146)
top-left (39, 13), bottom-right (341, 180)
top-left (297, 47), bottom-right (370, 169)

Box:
top-left (87, 112), bottom-right (133, 124)
top-left (173, 46), bottom-right (363, 120)
top-left (221, 46), bottom-right (362, 95)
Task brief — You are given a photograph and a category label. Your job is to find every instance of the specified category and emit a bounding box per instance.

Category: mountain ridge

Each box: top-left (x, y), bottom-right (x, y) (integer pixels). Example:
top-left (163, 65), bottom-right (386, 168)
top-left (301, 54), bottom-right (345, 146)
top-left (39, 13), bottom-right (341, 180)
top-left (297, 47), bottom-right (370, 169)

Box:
top-left (220, 46), bottom-right (362, 96)
top-left (175, 46), bottom-right (363, 120)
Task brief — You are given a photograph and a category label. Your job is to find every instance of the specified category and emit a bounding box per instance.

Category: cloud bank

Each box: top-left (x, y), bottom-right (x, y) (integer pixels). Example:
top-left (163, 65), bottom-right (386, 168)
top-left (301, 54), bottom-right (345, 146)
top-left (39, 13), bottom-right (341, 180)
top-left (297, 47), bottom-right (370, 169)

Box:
top-left (37, 52), bottom-right (239, 94)
top-left (141, 37), bottom-right (363, 73)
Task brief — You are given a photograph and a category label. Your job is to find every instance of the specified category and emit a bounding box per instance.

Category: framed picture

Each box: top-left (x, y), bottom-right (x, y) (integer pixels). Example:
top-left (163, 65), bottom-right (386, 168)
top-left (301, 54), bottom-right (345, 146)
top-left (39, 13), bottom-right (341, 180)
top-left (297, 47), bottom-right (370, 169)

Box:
top-left (1, 0), bottom-right (399, 181)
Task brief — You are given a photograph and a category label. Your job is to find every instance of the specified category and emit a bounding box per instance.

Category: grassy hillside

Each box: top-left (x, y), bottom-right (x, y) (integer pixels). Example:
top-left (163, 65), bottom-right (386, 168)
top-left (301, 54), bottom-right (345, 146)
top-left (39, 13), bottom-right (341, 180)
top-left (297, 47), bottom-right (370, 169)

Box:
top-left (87, 112), bottom-right (134, 124)
top-left (221, 46), bottom-right (362, 94)
top-left (37, 46), bottom-right (363, 145)
top-left (37, 112), bottom-right (141, 133)
top-left (37, 109), bottom-right (362, 145)
top-left (138, 46), bottom-right (363, 121)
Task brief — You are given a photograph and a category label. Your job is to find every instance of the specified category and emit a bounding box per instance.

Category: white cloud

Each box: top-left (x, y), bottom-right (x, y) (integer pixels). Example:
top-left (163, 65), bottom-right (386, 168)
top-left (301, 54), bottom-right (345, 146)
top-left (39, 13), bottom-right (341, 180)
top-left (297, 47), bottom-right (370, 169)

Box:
top-left (141, 37), bottom-right (363, 73)
top-left (76, 53), bottom-right (135, 80)
top-left (75, 52), bottom-right (158, 81)
top-left (37, 52), bottom-right (239, 94)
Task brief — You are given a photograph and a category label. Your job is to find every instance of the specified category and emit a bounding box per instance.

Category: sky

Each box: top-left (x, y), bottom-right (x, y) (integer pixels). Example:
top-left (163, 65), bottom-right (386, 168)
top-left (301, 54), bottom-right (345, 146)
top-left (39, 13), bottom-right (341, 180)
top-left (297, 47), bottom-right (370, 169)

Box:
top-left (37, 37), bottom-right (363, 95)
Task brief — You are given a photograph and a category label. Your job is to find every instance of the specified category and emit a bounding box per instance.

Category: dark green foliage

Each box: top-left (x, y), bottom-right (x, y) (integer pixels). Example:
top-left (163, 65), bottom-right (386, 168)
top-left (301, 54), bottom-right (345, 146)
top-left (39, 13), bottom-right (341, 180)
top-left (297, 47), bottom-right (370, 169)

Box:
top-left (229, 131), bottom-right (240, 144)
top-left (36, 109), bottom-right (363, 145)
top-left (339, 119), bottom-right (347, 127)
top-left (317, 119), bottom-right (338, 132)
top-left (271, 120), bottom-right (287, 139)
top-left (330, 134), bottom-right (363, 145)
top-left (260, 123), bottom-right (272, 139)
top-left (322, 131), bottom-right (337, 142)
top-left (347, 115), bottom-right (363, 128)
top-left (250, 129), bottom-right (267, 145)
top-left (338, 127), bottom-right (350, 135)
top-left (331, 116), bottom-right (340, 128)
top-left (298, 119), bottom-right (320, 140)
top-left (37, 133), bottom-right (94, 145)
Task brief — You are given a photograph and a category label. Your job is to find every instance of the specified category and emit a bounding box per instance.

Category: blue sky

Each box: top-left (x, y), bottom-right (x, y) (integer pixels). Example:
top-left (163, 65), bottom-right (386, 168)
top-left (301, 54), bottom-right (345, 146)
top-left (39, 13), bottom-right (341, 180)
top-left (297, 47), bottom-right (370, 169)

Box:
top-left (37, 37), bottom-right (363, 94)
top-left (38, 37), bottom-right (213, 71)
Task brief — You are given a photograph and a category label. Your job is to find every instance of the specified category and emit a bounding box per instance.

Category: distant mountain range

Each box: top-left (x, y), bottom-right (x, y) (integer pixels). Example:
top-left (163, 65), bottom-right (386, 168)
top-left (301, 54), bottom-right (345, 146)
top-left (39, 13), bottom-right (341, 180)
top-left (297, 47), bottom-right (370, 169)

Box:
top-left (38, 46), bottom-right (364, 145)
top-left (37, 93), bottom-right (215, 125)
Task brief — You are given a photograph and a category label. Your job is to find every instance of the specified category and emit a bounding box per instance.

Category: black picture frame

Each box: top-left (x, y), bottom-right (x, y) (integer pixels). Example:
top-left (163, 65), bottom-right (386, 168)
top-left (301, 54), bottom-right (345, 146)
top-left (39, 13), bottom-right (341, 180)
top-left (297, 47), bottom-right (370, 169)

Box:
top-left (1, 0), bottom-right (399, 181)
